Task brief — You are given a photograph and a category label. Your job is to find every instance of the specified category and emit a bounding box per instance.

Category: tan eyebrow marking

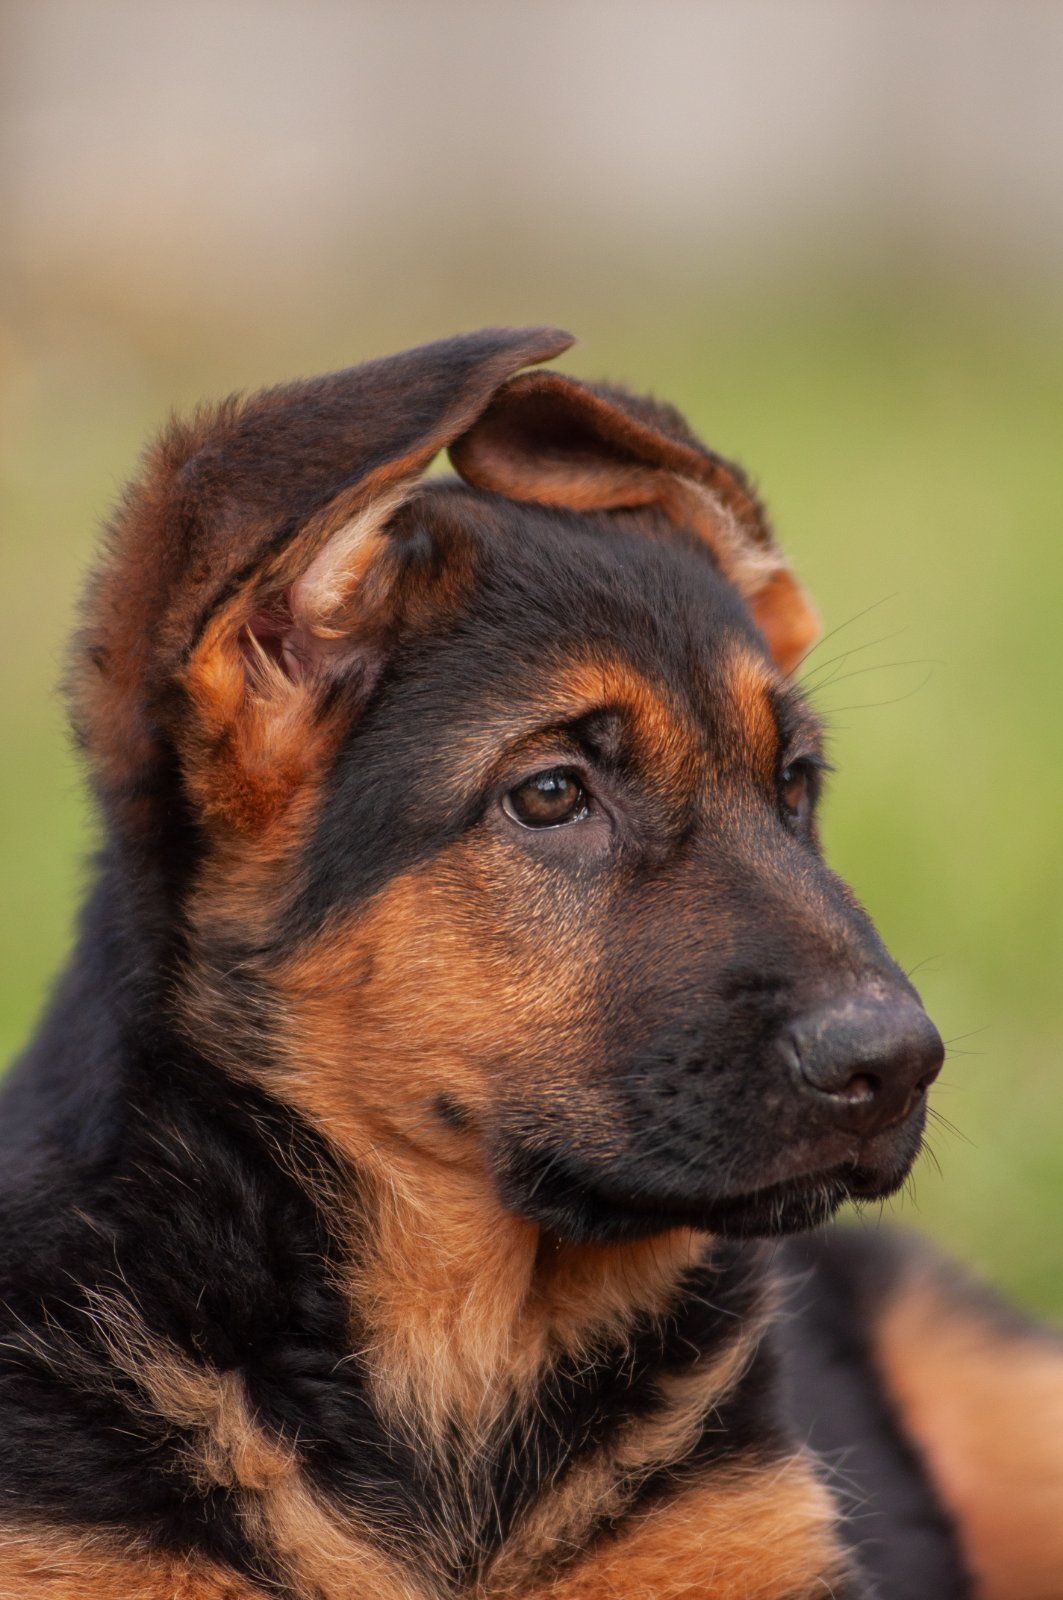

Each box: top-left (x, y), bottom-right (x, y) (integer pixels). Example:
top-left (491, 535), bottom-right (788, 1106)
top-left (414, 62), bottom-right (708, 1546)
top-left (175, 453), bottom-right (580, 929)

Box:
top-left (440, 657), bottom-right (698, 808)
top-left (724, 651), bottom-right (782, 781)
top-left (560, 658), bottom-right (698, 797)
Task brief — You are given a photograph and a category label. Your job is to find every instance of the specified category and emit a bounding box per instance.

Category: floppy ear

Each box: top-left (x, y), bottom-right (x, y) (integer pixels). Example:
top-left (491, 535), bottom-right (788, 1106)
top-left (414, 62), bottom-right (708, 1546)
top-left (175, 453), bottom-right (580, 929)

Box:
top-left (449, 371), bottom-right (819, 674)
top-left (75, 327), bottom-right (573, 839)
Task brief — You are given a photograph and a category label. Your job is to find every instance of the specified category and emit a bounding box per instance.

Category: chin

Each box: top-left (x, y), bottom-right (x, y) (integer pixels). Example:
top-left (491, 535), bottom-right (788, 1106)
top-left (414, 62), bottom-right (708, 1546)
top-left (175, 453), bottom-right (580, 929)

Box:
top-left (695, 1158), bottom-right (914, 1238)
top-left (494, 1125), bottom-right (924, 1245)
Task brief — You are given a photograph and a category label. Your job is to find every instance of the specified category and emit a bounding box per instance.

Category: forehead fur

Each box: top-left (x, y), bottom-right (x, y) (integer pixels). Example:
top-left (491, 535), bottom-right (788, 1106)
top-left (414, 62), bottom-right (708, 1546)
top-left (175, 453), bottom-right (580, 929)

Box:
top-left (278, 484), bottom-right (817, 932)
top-left (389, 483), bottom-right (768, 683)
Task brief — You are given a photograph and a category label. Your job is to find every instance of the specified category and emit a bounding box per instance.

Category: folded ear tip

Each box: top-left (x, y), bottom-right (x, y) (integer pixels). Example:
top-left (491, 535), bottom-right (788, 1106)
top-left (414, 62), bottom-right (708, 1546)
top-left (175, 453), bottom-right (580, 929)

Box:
top-left (507, 325), bottom-right (576, 362)
top-left (444, 325), bottom-right (574, 367)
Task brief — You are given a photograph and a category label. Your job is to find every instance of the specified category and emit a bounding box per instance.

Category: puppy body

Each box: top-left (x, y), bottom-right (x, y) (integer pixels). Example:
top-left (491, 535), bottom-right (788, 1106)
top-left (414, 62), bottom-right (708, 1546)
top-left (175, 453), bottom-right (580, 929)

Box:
top-left (1, 973), bottom-right (845, 1599)
top-left (1, 330), bottom-right (1059, 1598)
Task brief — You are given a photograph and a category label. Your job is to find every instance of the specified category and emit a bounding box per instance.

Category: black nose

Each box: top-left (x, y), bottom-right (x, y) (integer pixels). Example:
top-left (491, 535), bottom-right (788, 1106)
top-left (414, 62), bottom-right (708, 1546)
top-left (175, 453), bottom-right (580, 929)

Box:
top-left (782, 995), bottom-right (944, 1138)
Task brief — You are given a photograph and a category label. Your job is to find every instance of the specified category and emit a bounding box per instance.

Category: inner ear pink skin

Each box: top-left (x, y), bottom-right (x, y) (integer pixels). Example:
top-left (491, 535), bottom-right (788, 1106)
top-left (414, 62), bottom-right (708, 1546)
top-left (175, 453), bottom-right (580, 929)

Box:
top-left (243, 598), bottom-right (301, 679)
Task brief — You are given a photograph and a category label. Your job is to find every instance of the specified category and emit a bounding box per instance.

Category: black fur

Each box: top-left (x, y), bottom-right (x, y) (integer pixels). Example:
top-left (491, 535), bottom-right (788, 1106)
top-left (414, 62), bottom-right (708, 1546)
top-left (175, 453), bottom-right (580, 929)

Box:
top-left (779, 1234), bottom-right (971, 1598)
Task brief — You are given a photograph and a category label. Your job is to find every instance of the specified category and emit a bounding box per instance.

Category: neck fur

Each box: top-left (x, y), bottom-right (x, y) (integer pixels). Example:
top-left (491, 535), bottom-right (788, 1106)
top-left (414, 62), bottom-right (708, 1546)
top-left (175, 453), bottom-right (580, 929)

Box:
top-left (345, 1142), bottom-right (707, 1439)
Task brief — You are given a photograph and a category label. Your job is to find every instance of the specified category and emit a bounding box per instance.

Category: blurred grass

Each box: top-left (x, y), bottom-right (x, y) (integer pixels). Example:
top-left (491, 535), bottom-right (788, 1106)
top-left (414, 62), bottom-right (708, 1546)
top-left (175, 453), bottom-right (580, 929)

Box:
top-left (2, 277), bottom-right (1061, 1311)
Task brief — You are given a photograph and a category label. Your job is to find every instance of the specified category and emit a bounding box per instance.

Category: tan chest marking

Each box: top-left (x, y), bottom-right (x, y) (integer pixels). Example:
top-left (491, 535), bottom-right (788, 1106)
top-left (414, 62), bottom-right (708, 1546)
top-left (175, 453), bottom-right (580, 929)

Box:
top-left (0, 1527), bottom-right (263, 1600)
top-left (505, 1454), bottom-right (849, 1600)
top-left (484, 1303), bottom-right (769, 1592)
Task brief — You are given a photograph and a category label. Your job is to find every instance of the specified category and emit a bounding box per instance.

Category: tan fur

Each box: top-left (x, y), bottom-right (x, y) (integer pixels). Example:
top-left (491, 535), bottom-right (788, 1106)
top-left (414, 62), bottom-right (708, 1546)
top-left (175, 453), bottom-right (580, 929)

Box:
top-left (175, 482), bottom-right (420, 845)
top-left (350, 1166), bottom-right (705, 1438)
top-left (559, 659), bottom-right (699, 806)
top-left (181, 618), bottom-right (342, 842)
top-left (174, 489), bottom-right (460, 955)
top-left (723, 652), bottom-right (781, 780)
top-left (486, 1295), bottom-right (771, 1591)
top-left (743, 569), bottom-right (820, 677)
top-left (9, 1267), bottom-right (827, 1600)
top-left (662, 481), bottom-right (819, 677)
top-left (505, 1454), bottom-right (849, 1600)
top-left (263, 849), bottom-right (594, 1138)
top-left (874, 1270), bottom-right (1063, 1600)
top-left (659, 476), bottom-right (779, 594)
top-left (74, 1288), bottom-right (293, 1496)
top-left (0, 1527), bottom-right (264, 1600)
top-left (292, 484), bottom-right (412, 641)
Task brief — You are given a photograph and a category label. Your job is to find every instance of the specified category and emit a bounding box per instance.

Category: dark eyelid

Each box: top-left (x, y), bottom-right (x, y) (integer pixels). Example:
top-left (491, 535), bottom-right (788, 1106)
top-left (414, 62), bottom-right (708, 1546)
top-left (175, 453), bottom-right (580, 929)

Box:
top-left (784, 752), bottom-right (833, 774)
top-left (495, 745), bottom-right (593, 796)
top-left (770, 685), bottom-right (826, 765)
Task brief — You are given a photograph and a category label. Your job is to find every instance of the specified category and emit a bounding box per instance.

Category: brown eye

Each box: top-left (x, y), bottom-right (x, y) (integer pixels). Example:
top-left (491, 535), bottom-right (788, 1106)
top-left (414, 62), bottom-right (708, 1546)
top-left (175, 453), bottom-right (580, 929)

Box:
top-left (502, 768), bottom-right (589, 829)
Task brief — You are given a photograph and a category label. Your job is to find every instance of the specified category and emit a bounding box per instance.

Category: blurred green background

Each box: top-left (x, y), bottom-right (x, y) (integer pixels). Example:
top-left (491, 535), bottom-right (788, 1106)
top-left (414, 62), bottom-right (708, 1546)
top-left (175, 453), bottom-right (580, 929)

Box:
top-left (2, 2), bottom-right (1061, 1311)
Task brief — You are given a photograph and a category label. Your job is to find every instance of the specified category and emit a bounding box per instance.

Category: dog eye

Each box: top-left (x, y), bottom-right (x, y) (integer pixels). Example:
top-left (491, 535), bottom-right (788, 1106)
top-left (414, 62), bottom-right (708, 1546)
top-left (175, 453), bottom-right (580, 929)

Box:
top-left (779, 761), bottom-right (813, 825)
top-left (502, 768), bottom-right (589, 829)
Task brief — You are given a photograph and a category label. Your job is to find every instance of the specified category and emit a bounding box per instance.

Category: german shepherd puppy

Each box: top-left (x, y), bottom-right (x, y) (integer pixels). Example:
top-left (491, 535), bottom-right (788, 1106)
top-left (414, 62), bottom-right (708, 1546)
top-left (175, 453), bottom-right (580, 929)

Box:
top-left (1, 329), bottom-right (1060, 1599)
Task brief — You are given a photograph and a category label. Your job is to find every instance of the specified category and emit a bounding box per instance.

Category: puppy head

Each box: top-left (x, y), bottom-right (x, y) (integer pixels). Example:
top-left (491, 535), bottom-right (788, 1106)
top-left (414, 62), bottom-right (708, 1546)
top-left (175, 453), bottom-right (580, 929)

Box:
top-left (75, 329), bottom-right (942, 1243)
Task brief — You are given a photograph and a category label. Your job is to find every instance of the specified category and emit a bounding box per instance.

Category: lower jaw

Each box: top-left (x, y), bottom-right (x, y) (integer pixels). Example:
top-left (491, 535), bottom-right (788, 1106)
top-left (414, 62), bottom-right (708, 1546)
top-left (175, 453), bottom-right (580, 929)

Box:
top-left (507, 1163), bottom-right (908, 1245)
top-left (678, 1166), bottom-right (897, 1238)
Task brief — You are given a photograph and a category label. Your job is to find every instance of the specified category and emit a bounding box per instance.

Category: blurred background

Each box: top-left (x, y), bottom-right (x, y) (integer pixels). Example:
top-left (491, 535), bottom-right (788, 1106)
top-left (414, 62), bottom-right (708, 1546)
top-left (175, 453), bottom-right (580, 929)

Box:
top-left (2, 0), bottom-right (1061, 1308)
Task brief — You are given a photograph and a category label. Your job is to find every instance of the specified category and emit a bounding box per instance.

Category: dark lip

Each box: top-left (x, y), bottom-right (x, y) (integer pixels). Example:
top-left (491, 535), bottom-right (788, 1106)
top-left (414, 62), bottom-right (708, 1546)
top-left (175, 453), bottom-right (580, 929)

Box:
top-left (555, 1164), bottom-right (864, 1229)
top-left (496, 1135), bottom-right (919, 1242)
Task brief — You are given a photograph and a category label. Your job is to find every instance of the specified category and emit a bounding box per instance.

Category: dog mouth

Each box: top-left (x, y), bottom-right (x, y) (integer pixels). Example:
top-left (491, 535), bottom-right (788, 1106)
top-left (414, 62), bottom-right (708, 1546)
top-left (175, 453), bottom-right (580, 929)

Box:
top-left (656, 1161), bottom-right (907, 1238)
top-left (494, 1129), bottom-right (921, 1244)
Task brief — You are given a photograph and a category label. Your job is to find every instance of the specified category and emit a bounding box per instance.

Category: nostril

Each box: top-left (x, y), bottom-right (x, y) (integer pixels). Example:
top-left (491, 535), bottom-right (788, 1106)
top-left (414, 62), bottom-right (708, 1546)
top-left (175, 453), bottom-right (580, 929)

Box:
top-left (834, 1071), bottom-right (880, 1105)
